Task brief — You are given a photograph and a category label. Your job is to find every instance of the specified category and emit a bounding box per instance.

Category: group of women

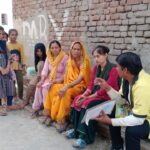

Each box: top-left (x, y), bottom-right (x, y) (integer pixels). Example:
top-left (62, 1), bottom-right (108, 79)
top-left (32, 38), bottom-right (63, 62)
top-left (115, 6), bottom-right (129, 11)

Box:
top-left (0, 26), bottom-right (120, 148)
top-left (25, 39), bottom-right (120, 149)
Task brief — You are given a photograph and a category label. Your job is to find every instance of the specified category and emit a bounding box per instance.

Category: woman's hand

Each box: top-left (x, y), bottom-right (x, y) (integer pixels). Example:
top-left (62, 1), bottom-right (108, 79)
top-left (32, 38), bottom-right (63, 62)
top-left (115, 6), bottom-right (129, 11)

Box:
top-left (59, 85), bottom-right (68, 98)
top-left (94, 78), bottom-right (111, 92)
top-left (76, 97), bottom-right (86, 106)
top-left (75, 94), bottom-right (87, 106)
top-left (36, 80), bottom-right (43, 88)
top-left (51, 80), bottom-right (57, 84)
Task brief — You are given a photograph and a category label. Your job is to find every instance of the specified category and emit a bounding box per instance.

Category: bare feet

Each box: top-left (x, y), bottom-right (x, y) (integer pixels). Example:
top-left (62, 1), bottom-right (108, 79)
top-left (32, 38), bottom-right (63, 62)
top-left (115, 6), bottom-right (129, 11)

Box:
top-left (56, 122), bottom-right (69, 133)
top-left (0, 105), bottom-right (7, 116)
top-left (7, 104), bottom-right (24, 111)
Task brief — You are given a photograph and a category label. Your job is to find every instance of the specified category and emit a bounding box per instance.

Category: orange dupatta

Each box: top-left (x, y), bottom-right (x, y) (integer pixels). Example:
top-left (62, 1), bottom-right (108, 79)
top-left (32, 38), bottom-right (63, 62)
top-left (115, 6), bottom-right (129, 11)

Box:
top-left (64, 41), bottom-right (92, 87)
top-left (46, 48), bottom-right (65, 81)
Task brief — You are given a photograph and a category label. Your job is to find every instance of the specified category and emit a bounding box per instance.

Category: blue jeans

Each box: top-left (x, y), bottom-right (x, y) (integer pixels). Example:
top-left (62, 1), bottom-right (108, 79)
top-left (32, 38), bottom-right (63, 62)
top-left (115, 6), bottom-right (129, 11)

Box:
top-left (7, 96), bottom-right (13, 106)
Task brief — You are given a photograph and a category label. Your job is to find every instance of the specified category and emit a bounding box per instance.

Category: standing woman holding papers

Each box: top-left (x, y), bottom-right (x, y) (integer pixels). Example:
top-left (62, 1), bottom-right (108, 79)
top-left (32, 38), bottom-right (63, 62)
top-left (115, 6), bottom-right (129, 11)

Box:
top-left (66, 45), bottom-right (120, 148)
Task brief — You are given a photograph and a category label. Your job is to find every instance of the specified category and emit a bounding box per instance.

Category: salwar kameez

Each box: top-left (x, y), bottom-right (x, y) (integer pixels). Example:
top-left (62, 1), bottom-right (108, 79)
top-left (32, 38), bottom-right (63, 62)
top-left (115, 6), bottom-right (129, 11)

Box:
top-left (45, 83), bottom-right (85, 122)
top-left (70, 61), bottom-right (120, 144)
top-left (44, 42), bottom-right (92, 123)
top-left (32, 52), bottom-right (68, 111)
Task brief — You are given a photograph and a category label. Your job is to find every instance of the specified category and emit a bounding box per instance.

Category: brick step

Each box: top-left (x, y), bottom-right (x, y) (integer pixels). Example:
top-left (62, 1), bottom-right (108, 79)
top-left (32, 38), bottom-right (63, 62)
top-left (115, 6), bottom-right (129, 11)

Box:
top-left (97, 123), bottom-right (150, 150)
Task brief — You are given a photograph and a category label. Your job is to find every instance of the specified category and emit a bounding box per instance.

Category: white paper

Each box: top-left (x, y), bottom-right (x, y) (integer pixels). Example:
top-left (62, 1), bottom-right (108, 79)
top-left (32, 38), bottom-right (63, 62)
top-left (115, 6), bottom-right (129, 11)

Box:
top-left (81, 100), bottom-right (116, 126)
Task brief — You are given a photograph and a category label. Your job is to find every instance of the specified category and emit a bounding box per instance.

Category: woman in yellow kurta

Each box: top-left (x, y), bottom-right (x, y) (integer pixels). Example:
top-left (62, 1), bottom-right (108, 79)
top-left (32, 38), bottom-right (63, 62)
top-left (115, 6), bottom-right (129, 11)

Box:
top-left (44, 41), bottom-right (92, 132)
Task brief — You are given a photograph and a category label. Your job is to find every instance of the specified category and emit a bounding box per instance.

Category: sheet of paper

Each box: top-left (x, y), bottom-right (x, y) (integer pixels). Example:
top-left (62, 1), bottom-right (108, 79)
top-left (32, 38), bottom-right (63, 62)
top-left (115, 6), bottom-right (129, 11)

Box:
top-left (81, 100), bottom-right (116, 126)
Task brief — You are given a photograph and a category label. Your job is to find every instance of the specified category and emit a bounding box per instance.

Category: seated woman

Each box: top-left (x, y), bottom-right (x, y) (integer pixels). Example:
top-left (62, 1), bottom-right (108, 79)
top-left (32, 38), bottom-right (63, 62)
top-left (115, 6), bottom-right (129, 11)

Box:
top-left (22, 43), bottom-right (46, 106)
top-left (32, 40), bottom-right (68, 117)
top-left (43, 41), bottom-right (92, 131)
top-left (66, 45), bottom-right (120, 148)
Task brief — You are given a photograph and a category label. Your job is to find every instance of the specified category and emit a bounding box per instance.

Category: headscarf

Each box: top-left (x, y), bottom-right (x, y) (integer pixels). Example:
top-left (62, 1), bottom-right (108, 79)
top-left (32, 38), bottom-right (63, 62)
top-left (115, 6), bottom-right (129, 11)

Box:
top-left (64, 41), bottom-right (92, 87)
top-left (46, 48), bottom-right (65, 81)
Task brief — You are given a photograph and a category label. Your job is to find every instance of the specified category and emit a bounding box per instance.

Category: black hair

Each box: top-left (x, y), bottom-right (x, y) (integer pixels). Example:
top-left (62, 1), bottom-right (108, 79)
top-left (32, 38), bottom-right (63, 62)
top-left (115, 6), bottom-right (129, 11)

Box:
top-left (0, 26), bottom-right (4, 31)
top-left (8, 29), bottom-right (18, 36)
top-left (92, 45), bottom-right (110, 55)
top-left (10, 49), bottom-right (21, 63)
top-left (34, 43), bottom-right (46, 72)
top-left (4, 32), bottom-right (8, 38)
top-left (49, 40), bottom-right (61, 49)
top-left (116, 52), bottom-right (143, 76)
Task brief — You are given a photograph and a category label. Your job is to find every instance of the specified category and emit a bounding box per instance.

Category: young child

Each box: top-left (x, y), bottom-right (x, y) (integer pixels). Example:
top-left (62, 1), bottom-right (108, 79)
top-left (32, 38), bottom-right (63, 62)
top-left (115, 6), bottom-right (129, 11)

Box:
top-left (7, 29), bottom-right (26, 100)
top-left (0, 26), bottom-right (14, 115)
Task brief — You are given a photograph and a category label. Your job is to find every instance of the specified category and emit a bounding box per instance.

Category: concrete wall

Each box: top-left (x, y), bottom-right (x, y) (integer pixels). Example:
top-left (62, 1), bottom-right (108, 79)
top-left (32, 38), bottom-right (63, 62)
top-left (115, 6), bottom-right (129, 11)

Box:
top-left (13, 0), bottom-right (150, 72)
top-left (0, 0), bottom-right (13, 32)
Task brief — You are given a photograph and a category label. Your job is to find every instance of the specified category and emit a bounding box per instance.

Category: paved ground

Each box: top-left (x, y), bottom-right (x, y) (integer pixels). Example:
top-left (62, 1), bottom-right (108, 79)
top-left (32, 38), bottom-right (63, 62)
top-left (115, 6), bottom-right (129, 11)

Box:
top-left (0, 109), bottom-right (110, 150)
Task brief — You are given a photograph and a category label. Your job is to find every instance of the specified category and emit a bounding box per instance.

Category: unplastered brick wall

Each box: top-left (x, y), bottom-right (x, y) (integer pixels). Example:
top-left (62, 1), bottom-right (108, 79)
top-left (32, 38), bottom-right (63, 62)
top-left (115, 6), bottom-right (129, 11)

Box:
top-left (13, 0), bottom-right (150, 69)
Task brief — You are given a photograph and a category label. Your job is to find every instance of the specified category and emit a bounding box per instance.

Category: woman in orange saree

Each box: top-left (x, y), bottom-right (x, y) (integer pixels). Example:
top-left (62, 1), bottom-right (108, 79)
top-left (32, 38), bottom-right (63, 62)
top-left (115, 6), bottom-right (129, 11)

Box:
top-left (44, 41), bottom-right (92, 132)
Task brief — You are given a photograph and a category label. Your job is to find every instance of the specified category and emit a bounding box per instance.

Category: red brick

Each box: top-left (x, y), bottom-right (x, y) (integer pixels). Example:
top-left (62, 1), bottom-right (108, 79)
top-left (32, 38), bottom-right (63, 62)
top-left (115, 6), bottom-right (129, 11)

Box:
top-left (110, 1), bottom-right (119, 7)
top-left (61, 0), bottom-right (65, 3)
top-left (92, 0), bottom-right (99, 4)
top-left (136, 31), bottom-right (143, 36)
top-left (125, 5), bottom-right (132, 11)
top-left (111, 14), bottom-right (120, 20)
top-left (100, 2), bottom-right (109, 9)
top-left (110, 7), bottom-right (117, 14)
top-left (114, 32), bottom-right (121, 37)
top-left (127, 0), bottom-right (142, 5)
top-left (87, 21), bottom-right (97, 26)
top-left (106, 15), bottom-right (111, 20)
top-left (143, 0), bottom-right (150, 3)
top-left (117, 6), bottom-right (125, 12)
top-left (79, 5), bottom-right (88, 11)
top-left (104, 9), bottom-right (110, 15)
top-left (100, 15), bottom-right (106, 21)
top-left (115, 20), bottom-right (122, 25)
top-left (120, 0), bottom-right (127, 5)
top-left (108, 20), bottom-right (115, 25)
top-left (90, 15), bottom-right (100, 21)
top-left (87, 32), bottom-right (92, 37)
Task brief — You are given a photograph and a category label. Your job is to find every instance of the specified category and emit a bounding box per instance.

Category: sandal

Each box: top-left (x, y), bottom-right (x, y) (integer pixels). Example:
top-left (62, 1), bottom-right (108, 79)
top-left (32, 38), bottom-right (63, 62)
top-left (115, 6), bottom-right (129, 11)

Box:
top-left (38, 116), bottom-right (48, 124)
top-left (56, 122), bottom-right (68, 133)
top-left (65, 129), bottom-right (75, 139)
top-left (45, 117), bottom-right (52, 126)
top-left (72, 139), bottom-right (87, 149)
top-left (31, 110), bottom-right (39, 119)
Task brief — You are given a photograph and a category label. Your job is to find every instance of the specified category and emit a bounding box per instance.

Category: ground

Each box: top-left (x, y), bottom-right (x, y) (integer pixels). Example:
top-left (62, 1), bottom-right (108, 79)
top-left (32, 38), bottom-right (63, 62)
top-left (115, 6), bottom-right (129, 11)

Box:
top-left (0, 109), bottom-right (110, 150)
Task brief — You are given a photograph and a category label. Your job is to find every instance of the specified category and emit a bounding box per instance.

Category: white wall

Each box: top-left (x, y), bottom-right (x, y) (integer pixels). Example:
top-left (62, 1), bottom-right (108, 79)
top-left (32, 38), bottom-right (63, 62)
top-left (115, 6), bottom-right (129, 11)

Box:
top-left (0, 0), bottom-right (13, 32)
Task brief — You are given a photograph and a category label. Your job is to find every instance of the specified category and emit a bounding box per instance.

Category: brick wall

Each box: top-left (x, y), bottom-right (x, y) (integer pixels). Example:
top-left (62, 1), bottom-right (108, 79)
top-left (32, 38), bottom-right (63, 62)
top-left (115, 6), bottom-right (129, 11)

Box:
top-left (13, 0), bottom-right (150, 71)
